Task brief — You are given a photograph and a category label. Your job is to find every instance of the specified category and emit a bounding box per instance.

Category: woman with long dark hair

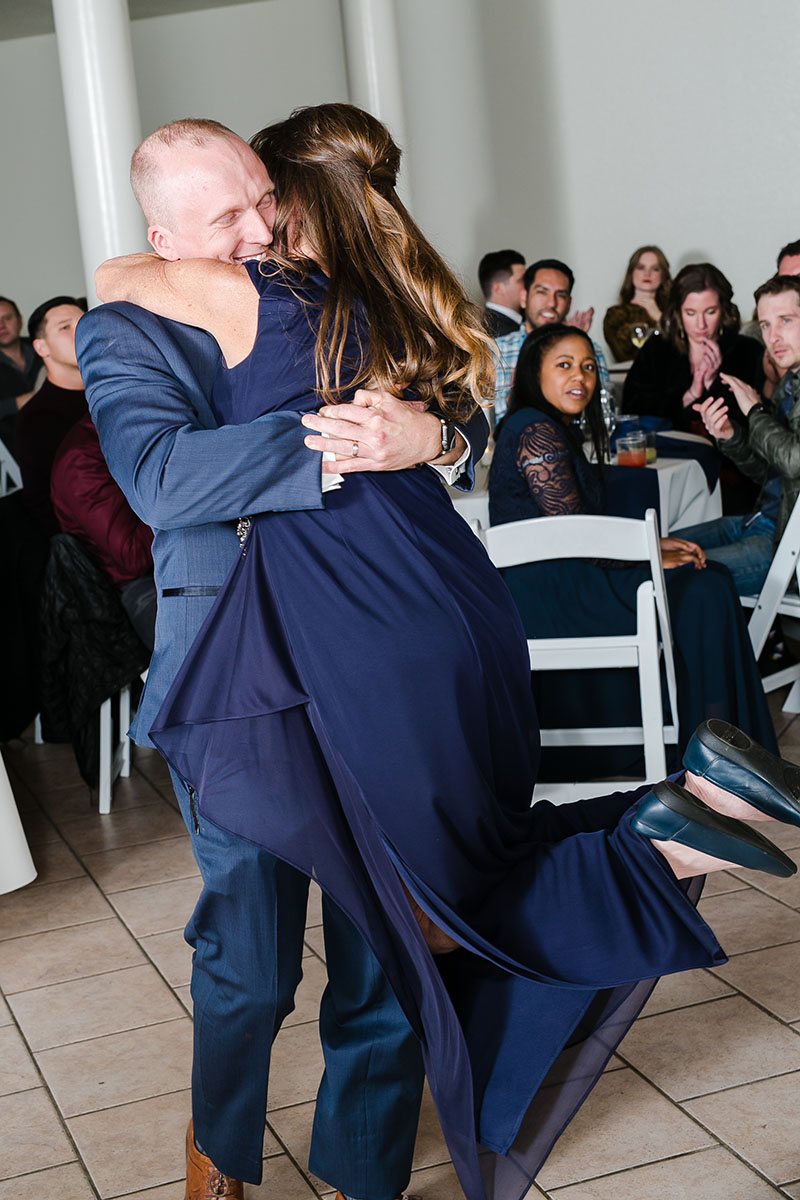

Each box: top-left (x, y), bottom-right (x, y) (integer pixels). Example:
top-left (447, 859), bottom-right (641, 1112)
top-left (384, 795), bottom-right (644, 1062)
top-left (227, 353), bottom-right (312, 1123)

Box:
top-left (622, 262), bottom-right (765, 431)
top-left (98, 105), bottom-right (794, 1200)
top-left (603, 244), bottom-right (671, 361)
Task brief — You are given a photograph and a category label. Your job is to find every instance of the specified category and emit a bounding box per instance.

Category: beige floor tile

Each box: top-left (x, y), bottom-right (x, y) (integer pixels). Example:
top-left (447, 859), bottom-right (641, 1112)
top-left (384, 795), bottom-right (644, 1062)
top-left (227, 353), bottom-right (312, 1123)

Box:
top-left (303, 928), bottom-right (326, 962)
top-left (0, 877), bottom-right (113, 941)
top-left (9, 963), bottom-right (185, 1050)
top-left (26, 839), bottom-right (85, 887)
top-left (246, 1154), bottom-right (318, 1198)
top-left (266, 1101), bottom-right (327, 1194)
top-left (730, 847), bottom-right (800, 904)
top-left (139, 929), bottom-right (194, 987)
top-left (0, 992), bottom-right (12, 1025)
top-left (0, 1024), bottom-right (40, 1096)
top-left (267, 1022), bottom-right (324, 1111)
top-left (548, 1144), bottom-right (782, 1199)
top-left (109, 877), bottom-right (201, 938)
top-left (68, 1088), bottom-right (191, 1198)
top-left (60, 803), bottom-right (188, 857)
top-left (174, 985), bottom-right (192, 1014)
top-left (0, 1088), bottom-right (75, 1178)
top-left (115, 1186), bottom-right (185, 1200)
top-left (783, 1183), bottom-right (800, 1198)
top-left (82, 837), bottom-right (199, 894)
top-left (0, 919), bottom-right (145, 993)
top-left (412, 1085), bottom-right (450, 1169)
top-left (38, 777), bottom-right (154, 820)
top-left (701, 870), bottom-right (748, 897)
top-left (619, 995), bottom-right (800, 1100)
top-left (640, 967), bottom-right (734, 1018)
top-left (743, 818), bottom-right (800, 851)
top-left (698, 888), bottom-right (800, 956)
top-left (37, 1018), bottom-right (192, 1117)
top-left (18, 806), bottom-right (61, 846)
top-left (305, 882), bottom-right (322, 929)
top-left (284, 954), bottom-right (327, 1028)
top-left (685, 1069), bottom-right (800, 1185)
top-left (711, 942), bottom-right (800, 1021)
top-left (0, 1162), bottom-right (96, 1199)
top-left (536, 1068), bottom-right (714, 1190)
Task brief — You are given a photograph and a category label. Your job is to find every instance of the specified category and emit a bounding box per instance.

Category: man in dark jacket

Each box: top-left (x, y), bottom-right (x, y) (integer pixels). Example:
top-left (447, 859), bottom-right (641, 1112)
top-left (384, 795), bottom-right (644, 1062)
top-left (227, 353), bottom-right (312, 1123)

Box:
top-left (51, 412), bottom-right (156, 649)
top-left (15, 296), bottom-right (87, 536)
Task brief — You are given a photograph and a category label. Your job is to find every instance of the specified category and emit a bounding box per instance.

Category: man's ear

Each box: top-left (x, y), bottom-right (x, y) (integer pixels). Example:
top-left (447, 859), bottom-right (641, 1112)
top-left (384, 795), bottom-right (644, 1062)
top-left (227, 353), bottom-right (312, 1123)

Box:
top-left (32, 336), bottom-right (49, 360)
top-left (148, 225), bottom-right (179, 261)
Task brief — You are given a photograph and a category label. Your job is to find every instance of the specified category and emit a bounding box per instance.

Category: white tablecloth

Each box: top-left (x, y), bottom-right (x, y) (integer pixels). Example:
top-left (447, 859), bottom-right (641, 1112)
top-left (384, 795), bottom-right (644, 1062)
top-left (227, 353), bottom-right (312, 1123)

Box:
top-left (451, 432), bottom-right (722, 535)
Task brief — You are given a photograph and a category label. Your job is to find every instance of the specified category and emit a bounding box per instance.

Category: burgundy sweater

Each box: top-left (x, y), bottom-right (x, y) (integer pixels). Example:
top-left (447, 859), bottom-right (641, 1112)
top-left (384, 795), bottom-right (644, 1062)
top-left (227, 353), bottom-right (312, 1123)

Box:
top-left (50, 413), bottom-right (153, 586)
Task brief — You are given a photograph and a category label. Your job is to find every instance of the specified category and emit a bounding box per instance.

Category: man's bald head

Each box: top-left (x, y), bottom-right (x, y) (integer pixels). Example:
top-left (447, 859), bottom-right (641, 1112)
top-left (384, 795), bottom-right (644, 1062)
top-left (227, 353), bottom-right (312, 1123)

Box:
top-left (129, 118), bottom-right (275, 264)
top-left (130, 118), bottom-right (242, 226)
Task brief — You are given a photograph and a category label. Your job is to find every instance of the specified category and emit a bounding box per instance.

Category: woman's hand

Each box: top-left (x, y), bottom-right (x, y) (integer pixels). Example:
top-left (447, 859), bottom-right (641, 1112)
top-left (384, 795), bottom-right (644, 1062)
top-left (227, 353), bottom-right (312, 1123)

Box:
top-left (719, 372), bottom-right (762, 417)
top-left (659, 537), bottom-right (707, 570)
top-left (684, 338), bottom-right (722, 406)
top-left (692, 395), bottom-right (734, 441)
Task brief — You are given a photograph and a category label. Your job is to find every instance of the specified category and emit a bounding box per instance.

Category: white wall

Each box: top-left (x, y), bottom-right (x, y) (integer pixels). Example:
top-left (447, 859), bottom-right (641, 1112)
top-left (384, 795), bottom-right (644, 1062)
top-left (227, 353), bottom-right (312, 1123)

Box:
top-left (491, 0), bottom-right (800, 350)
top-left (0, 0), bottom-right (349, 323)
top-left (0, 0), bottom-right (794, 347)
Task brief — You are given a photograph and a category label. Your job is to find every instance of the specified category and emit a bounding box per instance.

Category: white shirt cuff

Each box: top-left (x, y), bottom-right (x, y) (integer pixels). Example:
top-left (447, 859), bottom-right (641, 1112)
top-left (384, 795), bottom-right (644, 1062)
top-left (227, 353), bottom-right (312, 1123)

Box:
top-left (428, 438), bottom-right (471, 485)
top-left (321, 449), bottom-right (343, 493)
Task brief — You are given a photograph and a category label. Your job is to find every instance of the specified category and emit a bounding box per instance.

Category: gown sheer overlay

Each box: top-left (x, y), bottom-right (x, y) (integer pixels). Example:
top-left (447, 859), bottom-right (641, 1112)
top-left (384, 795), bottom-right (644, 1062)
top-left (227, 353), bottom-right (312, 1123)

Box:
top-left (151, 266), bottom-right (725, 1200)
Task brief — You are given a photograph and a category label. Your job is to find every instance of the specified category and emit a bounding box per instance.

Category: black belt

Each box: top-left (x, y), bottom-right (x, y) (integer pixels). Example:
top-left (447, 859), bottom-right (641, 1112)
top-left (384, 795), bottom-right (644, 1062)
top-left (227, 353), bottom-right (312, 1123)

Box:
top-left (162, 586), bottom-right (221, 597)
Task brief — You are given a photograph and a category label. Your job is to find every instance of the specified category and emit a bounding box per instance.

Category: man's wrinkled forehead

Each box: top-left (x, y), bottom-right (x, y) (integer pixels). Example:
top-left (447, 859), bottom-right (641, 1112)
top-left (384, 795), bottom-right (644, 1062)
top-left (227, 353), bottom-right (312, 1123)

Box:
top-left (153, 137), bottom-right (267, 222)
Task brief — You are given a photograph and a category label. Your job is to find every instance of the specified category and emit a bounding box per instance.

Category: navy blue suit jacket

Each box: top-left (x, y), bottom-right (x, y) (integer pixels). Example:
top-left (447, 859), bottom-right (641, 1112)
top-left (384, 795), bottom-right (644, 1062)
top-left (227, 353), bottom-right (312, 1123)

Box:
top-left (76, 302), bottom-right (488, 748)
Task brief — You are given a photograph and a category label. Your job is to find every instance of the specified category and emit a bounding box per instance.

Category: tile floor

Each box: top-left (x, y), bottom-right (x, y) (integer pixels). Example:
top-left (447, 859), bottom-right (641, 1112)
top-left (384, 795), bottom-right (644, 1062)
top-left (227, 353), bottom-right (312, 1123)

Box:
top-left (2, 691), bottom-right (800, 1199)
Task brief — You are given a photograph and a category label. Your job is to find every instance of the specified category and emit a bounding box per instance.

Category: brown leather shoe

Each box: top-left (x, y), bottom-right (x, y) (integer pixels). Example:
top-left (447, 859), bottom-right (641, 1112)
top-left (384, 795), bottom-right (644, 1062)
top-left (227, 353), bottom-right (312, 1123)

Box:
top-left (185, 1120), bottom-right (243, 1199)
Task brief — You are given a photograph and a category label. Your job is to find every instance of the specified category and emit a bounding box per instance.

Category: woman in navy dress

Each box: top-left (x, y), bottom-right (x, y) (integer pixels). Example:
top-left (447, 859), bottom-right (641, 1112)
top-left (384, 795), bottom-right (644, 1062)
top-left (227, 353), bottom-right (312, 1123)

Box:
top-left (98, 104), bottom-right (793, 1200)
top-left (489, 323), bottom-right (776, 782)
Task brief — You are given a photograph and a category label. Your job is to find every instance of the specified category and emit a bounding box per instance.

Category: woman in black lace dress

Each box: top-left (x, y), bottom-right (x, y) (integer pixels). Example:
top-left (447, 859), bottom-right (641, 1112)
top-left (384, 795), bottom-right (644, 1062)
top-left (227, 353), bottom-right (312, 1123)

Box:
top-left (488, 323), bottom-right (775, 777)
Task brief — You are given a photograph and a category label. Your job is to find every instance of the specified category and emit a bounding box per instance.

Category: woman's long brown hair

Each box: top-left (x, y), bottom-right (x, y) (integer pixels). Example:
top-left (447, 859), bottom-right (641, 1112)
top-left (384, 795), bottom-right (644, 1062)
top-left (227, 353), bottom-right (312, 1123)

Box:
top-left (250, 104), bottom-right (493, 419)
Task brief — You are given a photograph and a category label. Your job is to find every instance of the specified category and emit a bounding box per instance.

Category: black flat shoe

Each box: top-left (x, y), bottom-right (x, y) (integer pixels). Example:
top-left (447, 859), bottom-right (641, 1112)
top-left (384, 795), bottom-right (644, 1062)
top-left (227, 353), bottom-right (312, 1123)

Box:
top-left (684, 719), bottom-right (800, 828)
top-left (631, 780), bottom-right (797, 878)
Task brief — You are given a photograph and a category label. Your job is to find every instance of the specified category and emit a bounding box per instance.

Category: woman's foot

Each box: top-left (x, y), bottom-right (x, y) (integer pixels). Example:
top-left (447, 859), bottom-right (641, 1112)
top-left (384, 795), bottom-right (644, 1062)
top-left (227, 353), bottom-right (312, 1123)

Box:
top-left (632, 780), bottom-right (796, 880)
top-left (684, 719), bottom-right (800, 826)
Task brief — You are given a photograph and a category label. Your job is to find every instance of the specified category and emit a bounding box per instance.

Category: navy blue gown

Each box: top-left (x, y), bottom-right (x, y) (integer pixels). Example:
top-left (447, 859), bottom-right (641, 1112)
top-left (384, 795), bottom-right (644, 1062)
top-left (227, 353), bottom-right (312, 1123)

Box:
top-left (151, 265), bottom-right (725, 1200)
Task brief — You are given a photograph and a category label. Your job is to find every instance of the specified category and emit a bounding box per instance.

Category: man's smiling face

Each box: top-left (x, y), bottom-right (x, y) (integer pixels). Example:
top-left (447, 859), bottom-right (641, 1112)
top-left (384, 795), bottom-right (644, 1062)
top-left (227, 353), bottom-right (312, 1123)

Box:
top-left (149, 136), bottom-right (276, 264)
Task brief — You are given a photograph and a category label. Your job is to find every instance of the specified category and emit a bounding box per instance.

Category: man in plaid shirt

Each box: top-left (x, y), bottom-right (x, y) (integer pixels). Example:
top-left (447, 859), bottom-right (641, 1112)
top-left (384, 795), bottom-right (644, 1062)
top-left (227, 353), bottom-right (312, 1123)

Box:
top-left (494, 258), bottom-right (610, 417)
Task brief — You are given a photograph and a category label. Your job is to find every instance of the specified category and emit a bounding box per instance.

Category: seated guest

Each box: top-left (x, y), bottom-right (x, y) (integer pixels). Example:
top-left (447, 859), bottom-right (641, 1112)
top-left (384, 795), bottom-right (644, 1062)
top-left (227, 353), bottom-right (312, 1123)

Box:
top-left (51, 413), bottom-right (156, 650)
top-left (603, 245), bottom-right (671, 362)
top-left (673, 275), bottom-right (800, 597)
top-left (622, 263), bottom-right (764, 432)
top-left (0, 296), bottom-right (41, 454)
top-left (488, 323), bottom-right (775, 777)
top-left (15, 296), bottom-right (88, 536)
top-left (742, 241), bottom-right (800, 396)
top-left (479, 249), bottom-right (526, 337)
top-left (494, 258), bottom-right (610, 417)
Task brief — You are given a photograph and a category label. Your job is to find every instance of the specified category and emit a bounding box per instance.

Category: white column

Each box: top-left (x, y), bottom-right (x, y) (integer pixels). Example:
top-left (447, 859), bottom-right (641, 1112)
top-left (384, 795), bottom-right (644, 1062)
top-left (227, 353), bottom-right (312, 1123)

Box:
top-left (52, 0), bottom-right (145, 307)
top-left (339, 0), bottom-right (410, 200)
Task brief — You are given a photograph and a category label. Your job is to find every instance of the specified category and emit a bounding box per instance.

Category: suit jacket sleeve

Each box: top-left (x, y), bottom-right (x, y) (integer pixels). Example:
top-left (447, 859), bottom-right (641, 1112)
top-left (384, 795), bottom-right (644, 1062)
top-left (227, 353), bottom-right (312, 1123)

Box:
top-left (443, 404), bottom-right (489, 491)
top-left (76, 303), bottom-right (323, 531)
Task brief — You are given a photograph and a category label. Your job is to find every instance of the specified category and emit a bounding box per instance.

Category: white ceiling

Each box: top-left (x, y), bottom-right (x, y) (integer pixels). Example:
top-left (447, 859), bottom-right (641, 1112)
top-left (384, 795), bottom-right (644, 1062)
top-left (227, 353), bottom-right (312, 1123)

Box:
top-left (0, 0), bottom-right (267, 41)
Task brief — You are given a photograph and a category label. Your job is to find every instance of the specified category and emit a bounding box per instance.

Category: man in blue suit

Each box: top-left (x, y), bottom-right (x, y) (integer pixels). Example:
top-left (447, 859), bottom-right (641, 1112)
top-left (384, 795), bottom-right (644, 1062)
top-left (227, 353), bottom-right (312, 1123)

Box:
top-left (77, 118), bottom-right (488, 1200)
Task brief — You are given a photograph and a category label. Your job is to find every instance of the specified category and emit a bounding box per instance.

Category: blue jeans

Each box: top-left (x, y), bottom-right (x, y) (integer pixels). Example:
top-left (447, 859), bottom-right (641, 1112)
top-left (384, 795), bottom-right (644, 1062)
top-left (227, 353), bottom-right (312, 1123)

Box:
top-left (672, 513), bottom-right (776, 597)
top-left (170, 769), bottom-right (424, 1198)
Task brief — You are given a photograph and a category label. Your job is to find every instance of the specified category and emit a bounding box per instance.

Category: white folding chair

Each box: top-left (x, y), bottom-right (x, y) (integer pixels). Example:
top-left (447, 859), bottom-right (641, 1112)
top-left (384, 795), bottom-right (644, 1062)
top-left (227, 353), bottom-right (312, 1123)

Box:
top-left (485, 508), bottom-right (678, 803)
top-left (0, 441), bottom-right (21, 496)
top-left (98, 668), bottom-right (149, 814)
top-left (740, 495), bottom-right (800, 713)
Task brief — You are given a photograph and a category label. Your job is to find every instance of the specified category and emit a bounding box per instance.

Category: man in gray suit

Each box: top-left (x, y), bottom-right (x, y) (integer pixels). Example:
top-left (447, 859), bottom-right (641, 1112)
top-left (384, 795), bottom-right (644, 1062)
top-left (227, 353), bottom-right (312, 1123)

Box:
top-left (77, 118), bottom-right (487, 1200)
